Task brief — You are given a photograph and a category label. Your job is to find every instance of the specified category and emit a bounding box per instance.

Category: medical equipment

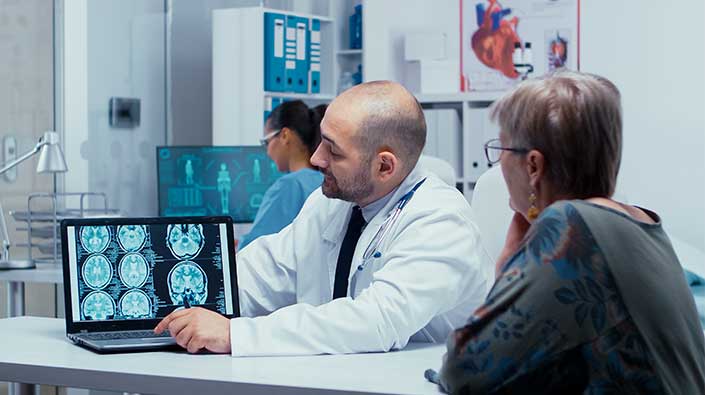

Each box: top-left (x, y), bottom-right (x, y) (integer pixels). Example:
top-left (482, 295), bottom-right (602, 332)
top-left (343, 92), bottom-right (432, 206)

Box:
top-left (358, 178), bottom-right (427, 271)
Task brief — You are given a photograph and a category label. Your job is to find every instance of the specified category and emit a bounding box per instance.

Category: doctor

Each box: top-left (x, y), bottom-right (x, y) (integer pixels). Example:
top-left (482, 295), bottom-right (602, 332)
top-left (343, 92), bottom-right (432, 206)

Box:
top-left (155, 81), bottom-right (493, 356)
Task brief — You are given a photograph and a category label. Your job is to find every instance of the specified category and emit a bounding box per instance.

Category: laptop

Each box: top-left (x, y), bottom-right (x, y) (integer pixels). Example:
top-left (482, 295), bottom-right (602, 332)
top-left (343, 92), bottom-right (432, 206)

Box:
top-left (60, 216), bottom-right (239, 353)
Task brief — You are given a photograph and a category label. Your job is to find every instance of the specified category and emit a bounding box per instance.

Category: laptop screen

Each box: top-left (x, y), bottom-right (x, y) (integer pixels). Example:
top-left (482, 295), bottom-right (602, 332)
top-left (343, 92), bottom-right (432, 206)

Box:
top-left (64, 218), bottom-right (236, 324)
top-left (156, 146), bottom-right (284, 223)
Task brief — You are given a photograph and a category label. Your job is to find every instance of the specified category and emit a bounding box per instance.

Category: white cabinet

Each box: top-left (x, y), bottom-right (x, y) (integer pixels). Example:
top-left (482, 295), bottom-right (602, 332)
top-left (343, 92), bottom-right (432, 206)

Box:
top-left (417, 92), bottom-right (502, 200)
top-left (212, 7), bottom-right (336, 146)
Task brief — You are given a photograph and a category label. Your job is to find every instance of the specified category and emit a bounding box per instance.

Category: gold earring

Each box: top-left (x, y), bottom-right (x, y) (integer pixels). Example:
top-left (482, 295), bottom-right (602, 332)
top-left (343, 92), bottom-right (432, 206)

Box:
top-left (527, 192), bottom-right (539, 221)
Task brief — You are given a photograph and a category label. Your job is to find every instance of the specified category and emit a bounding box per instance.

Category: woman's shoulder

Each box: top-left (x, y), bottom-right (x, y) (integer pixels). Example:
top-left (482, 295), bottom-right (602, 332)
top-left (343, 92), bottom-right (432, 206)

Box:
top-left (266, 169), bottom-right (322, 199)
top-left (547, 200), bottom-right (662, 229)
top-left (531, 200), bottom-right (586, 231)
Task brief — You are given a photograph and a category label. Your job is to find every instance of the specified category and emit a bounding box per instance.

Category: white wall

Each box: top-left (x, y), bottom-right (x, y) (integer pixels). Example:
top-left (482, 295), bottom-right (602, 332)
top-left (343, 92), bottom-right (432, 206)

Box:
top-left (0, 0), bottom-right (56, 321)
top-left (363, 0), bottom-right (460, 90)
top-left (581, 0), bottom-right (705, 252)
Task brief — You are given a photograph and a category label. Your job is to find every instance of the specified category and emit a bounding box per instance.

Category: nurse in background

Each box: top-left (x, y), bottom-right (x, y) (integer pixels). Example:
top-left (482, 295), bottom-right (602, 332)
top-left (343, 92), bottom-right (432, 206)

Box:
top-left (239, 100), bottom-right (326, 249)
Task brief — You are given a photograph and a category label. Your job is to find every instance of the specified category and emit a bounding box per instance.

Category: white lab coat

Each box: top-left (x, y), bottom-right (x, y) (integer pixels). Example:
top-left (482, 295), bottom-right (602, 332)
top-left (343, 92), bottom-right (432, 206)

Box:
top-left (231, 165), bottom-right (493, 357)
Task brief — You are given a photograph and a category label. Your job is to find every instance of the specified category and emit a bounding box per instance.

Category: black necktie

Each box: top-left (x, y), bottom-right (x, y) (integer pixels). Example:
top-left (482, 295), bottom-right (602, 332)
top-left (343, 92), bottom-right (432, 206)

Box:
top-left (333, 206), bottom-right (366, 299)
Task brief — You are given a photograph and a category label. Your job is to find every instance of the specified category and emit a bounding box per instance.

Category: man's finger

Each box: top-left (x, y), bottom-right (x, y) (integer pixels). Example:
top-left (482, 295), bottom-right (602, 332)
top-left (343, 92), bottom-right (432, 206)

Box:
top-left (175, 325), bottom-right (194, 349)
top-left (167, 314), bottom-right (192, 338)
top-left (187, 336), bottom-right (204, 354)
top-left (154, 308), bottom-right (191, 333)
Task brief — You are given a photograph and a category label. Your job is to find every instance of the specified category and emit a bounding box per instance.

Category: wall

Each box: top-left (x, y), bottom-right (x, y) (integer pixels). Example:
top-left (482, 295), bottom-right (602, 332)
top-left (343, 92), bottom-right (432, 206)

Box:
top-left (0, 0), bottom-right (55, 318)
top-left (581, 0), bottom-right (705, 251)
top-left (0, 2), bottom-right (55, 394)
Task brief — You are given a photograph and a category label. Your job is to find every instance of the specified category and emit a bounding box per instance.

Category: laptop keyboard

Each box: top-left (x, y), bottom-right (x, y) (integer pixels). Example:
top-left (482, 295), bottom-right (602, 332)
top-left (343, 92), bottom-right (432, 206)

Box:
top-left (79, 330), bottom-right (171, 341)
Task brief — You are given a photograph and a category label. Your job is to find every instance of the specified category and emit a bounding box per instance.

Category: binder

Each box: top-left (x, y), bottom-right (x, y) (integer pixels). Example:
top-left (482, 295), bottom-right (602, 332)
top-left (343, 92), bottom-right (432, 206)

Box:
top-left (285, 15), bottom-right (298, 92)
top-left (294, 17), bottom-right (309, 93)
top-left (264, 12), bottom-right (286, 92)
top-left (309, 18), bottom-right (321, 94)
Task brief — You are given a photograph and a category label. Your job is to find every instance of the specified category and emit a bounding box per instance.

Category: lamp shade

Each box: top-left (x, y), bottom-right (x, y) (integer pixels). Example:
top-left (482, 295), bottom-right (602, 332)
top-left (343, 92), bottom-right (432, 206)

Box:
top-left (36, 131), bottom-right (68, 173)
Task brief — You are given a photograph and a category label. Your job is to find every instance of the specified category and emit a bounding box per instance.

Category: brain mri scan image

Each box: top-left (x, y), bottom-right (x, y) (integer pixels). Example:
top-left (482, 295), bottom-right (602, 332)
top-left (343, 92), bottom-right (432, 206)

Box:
top-left (166, 224), bottom-right (205, 259)
top-left (117, 225), bottom-right (147, 252)
top-left (81, 291), bottom-right (116, 320)
top-left (80, 226), bottom-right (111, 253)
top-left (118, 253), bottom-right (149, 288)
top-left (82, 254), bottom-right (113, 289)
top-left (119, 289), bottom-right (152, 318)
top-left (168, 261), bottom-right (208, 306)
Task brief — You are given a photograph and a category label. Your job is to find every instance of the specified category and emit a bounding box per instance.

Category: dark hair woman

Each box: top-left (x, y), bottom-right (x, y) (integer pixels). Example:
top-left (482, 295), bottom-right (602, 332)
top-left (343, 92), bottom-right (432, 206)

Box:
top-left (239, 100), bottom-right (327, 249)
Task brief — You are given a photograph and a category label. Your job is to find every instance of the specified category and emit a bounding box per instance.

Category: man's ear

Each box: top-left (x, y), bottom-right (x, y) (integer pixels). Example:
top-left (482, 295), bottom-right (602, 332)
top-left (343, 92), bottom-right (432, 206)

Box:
top-left (376, 150), bottom-right (399, 182)
top-left (526, 149), bottom-right (546, 190)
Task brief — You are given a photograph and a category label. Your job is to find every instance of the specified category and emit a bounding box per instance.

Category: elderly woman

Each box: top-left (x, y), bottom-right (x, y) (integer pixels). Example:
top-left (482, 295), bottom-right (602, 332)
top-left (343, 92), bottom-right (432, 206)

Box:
top-left (429, 72), bottom-right (705, 393)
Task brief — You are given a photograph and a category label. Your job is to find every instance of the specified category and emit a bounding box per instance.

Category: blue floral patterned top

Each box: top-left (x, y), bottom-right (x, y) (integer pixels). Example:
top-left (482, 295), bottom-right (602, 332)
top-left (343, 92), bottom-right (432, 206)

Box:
top-left (430, 200), bottom-right (705, 394)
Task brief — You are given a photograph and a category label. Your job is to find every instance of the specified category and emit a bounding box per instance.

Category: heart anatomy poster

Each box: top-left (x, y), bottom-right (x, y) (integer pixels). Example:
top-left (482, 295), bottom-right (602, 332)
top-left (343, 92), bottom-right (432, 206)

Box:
top-left (461, 0), bottom-right (579, 91)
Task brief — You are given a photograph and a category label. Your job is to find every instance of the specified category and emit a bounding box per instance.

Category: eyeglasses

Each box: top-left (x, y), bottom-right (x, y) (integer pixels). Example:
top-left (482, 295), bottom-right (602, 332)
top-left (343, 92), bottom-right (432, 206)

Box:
top-left (259, 129), bottom-right (282, 147)
top-left (483, 138), bottom-right (530, 164)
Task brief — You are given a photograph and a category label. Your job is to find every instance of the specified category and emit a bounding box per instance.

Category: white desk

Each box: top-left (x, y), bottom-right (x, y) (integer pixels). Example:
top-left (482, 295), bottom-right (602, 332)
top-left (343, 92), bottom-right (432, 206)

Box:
top-left (0, 317), bottom-right (445, 395)
top-left (0, 263), bottom-right (62, 316)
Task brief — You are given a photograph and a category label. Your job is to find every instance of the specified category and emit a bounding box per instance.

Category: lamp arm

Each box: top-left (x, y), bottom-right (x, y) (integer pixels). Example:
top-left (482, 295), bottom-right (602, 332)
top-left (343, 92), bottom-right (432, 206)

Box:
top-left (0, 140), bottom-right (46, 175)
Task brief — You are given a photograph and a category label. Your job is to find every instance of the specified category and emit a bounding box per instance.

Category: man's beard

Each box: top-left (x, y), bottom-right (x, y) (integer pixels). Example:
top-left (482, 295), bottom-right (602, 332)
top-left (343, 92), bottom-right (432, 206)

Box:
top-left (320, 162), bottom-right (374, 203)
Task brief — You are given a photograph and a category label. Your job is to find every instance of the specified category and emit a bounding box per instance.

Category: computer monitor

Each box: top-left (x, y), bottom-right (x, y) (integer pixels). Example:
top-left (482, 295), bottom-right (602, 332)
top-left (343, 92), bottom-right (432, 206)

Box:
top-left (156, 146), bottom-right (283, 223)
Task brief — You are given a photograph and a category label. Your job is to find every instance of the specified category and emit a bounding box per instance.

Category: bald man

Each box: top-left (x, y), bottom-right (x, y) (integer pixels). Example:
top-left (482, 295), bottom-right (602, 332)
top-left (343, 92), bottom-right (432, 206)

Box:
top-left (155, 81), bottom-right (493, 356)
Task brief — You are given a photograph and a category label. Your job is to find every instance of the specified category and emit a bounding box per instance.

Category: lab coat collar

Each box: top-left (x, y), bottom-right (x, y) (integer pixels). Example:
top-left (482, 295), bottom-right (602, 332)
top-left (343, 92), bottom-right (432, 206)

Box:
top-left (346, 163), bottom-right (429, 287)
top-left (360, 185), bottom-right (398, 223)
top-left (320, 162), bottom-right (429, 245)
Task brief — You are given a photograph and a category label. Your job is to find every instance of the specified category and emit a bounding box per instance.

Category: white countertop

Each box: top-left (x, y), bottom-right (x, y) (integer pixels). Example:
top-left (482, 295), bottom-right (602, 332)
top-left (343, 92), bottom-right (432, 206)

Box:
top-left (0, 316), bottom-right (446, 394)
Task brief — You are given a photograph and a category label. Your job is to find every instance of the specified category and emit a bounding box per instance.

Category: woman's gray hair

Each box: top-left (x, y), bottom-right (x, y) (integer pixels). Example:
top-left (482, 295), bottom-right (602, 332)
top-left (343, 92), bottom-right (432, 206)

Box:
top-left (490, 71), bottom-right (622, 198)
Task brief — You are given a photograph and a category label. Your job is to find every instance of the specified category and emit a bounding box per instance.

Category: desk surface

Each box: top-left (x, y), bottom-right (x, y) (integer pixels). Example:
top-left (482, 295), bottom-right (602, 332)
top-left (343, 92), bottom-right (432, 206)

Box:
top-left (0, 263), bottom-right (62, 283)
top-left (0, 317), bottom-right (445, 395)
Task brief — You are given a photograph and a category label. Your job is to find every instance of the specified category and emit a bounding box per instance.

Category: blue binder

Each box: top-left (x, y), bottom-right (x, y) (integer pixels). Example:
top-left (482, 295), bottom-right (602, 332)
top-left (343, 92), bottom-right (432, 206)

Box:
top-left (284, 15), bottom-right (298, 92)
top-left (264, 12), bottom-right (286, 92)
top-left (293, 17), bottom-right (309, 93)
top-left (309, 18), bottom-right (321, 94)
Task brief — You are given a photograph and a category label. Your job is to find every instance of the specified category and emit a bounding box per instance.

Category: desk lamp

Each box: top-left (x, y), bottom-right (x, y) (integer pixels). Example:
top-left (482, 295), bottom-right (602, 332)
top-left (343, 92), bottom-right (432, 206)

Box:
top-left (0, 131), bottom-right (68, 269)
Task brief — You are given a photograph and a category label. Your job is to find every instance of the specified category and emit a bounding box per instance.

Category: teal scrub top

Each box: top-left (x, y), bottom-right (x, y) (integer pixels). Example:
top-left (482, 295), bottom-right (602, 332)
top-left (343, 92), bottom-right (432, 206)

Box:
top-left (239, 168), bottom-right (323, 249)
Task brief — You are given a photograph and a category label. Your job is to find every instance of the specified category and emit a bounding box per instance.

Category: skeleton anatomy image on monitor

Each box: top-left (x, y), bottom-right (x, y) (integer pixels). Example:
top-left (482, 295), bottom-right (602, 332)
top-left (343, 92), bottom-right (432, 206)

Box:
top-left (156, 146), bottom-right (284, 222)
top-left (66, 221), bottom-right (233, 322)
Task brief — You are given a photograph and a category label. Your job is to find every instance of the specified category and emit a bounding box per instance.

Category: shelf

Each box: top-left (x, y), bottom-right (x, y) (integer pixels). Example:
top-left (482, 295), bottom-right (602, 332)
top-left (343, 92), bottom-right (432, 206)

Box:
top-left (264, 92), bottom-right (336, 101)
top-left (415, 91), bottom-right (504, 104)
top-left (336, 49), bottom-right (363, 56)
top-left (261, 7), bottom-right (333, 23)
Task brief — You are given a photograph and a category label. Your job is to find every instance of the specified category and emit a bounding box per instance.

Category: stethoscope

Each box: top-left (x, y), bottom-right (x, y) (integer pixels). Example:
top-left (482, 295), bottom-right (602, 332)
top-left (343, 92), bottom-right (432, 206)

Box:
top-left (351, 177), bottom-right (436, 342)
top-left (355, 178), bottom-right (427, 273)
